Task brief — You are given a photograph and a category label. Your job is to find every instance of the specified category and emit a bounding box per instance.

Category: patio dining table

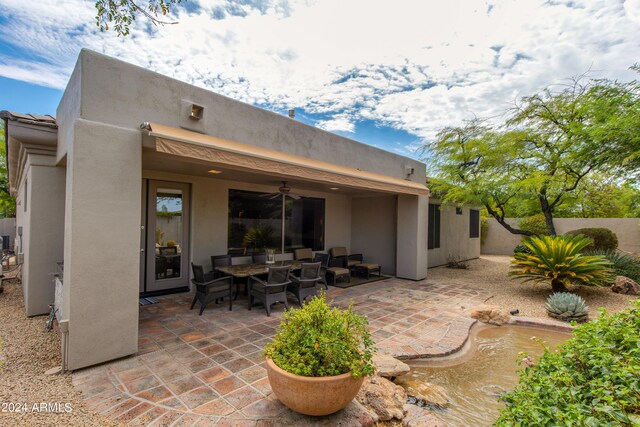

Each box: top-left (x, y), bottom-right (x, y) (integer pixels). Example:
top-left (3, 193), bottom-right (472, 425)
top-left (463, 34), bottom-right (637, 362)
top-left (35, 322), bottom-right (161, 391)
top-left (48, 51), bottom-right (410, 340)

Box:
top-left (215, 261), bottom-right (302, 279)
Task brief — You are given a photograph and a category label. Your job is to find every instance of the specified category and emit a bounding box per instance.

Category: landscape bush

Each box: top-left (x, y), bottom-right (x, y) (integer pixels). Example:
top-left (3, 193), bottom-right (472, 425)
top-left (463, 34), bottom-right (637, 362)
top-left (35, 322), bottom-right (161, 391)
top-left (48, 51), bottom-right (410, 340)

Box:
top-left (518, 213), bottom-right (551, 236)
top-left (495, 300), bottom-right (640, 426)
top-left (509, 234), bottom-right (613, 293)
top-left (566, 227), bottom-right (619, 252)
top-left (264, 293), bottom-right (374, 378)
top-left (513, 241), bottom-right (533, 255)
top-left (585, 249), bottom-right (640, 284)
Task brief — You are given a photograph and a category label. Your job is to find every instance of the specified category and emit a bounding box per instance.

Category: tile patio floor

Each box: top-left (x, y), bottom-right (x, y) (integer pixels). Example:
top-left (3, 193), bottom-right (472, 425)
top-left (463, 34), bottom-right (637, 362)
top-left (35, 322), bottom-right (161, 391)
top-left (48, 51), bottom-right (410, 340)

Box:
top-left (72, 278), bottom-right (490, 426)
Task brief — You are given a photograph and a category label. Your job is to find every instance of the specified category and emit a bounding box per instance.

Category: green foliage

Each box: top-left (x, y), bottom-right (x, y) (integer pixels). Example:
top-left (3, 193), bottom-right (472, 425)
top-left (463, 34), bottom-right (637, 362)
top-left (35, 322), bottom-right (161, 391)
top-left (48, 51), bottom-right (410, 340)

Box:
top-left (566, 228), bottom-right (618, 252)
top-left (546, 292), bottom-right (589, 322)
top-left (264, 293), bottom-right (374, 378)
top-left (446, 254), bottom-right (469, 269)
top-left (480, 216), bottom-right (489, 246)
top-left (586, 250), bottom-right (640, 283)
top-left (165, 240), bottom-right (176, 247)
top-left (509, 234), bottom-right (614, 293)
top-left (513, 241), bottom-right (533, 255)
top-left (95, 0), bottom-right (184, 36)
top-left (424, 70), bottom-right (640, 236)
top-left (242, 225), bottom-right (276, 251)
top-left (0, 128), bottom-right (16, 217)
top-left (495, 300), bottom-right (640, 426)
top-left (518, 214), bottom-right (550, 236)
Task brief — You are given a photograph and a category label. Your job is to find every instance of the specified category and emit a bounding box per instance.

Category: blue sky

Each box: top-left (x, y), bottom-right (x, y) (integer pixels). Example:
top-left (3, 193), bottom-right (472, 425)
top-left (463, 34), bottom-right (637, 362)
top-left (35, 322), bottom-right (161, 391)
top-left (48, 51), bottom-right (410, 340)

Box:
top-left (1, 0), bottom-right (639, 160)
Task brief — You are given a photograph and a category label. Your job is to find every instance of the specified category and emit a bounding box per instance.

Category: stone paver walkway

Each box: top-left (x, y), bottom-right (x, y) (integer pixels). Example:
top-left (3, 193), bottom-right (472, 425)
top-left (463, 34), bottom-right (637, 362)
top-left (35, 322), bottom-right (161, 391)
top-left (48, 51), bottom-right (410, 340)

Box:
top-left (72, 278), bottom-right (489, 426)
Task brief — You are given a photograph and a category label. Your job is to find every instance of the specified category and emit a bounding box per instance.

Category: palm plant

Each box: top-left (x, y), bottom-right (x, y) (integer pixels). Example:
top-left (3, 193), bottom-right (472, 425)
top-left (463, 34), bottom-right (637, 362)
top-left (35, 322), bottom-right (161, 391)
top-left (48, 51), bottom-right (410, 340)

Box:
top-left (509, 234), bottom-right (614, 293)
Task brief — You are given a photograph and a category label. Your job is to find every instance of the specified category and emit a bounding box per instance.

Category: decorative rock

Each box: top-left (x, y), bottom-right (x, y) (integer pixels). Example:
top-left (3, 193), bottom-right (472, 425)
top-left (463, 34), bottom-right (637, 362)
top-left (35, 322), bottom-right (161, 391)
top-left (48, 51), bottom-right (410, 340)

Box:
top-left (612, 276), bottom-right (640, 295)
top-left (356, 376), bottom-right (407, 421)
top-left (394, 379), bottom-right (450, 409)
top-left (373, 353), bottom-right (410, 378)
top-left (402, 404), bottom-right (447, 427)
top-left (470, 304), bottom-right (511, 325)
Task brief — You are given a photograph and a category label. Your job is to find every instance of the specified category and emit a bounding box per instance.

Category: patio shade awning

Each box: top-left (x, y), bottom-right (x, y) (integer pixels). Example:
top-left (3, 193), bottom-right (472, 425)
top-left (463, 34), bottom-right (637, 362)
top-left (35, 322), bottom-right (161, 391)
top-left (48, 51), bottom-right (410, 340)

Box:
top-left (141, 122), bottom-right (429, 197)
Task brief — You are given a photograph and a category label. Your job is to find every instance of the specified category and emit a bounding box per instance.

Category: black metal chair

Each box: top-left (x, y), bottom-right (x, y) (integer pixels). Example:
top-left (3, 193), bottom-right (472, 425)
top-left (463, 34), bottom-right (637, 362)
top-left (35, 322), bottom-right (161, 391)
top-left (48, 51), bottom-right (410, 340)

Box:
top-left (190, 263), bottom-right (233, 315)
top-left (329, 246), bottom-right (363, 273)
top-left (248, 265), bottom-right (291, 316)
top-left (287, 262), bottom-right (322, 307)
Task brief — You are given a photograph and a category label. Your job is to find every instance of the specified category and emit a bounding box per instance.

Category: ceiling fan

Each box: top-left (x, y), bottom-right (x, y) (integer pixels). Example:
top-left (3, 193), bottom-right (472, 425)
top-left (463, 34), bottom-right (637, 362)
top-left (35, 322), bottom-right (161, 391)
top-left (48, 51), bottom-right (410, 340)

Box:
top-left (261, 181), bottom-right (301, 200)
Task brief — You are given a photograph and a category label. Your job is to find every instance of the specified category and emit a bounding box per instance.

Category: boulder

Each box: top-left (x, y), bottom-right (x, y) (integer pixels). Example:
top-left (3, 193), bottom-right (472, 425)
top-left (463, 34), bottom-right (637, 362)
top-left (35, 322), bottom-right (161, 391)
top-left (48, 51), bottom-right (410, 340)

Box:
top-left (612, 276), bottom-right (640, 295)
top-left (394, 379), bottom-right (450, 409)
top-left (402, 404), bottom-right (447, 427)
top-left (373, 353), bottom-right (410, 378)
top-left (356, 376), bottom-right (407, 421)
top-left (470, 304), bottom-right (511, 325)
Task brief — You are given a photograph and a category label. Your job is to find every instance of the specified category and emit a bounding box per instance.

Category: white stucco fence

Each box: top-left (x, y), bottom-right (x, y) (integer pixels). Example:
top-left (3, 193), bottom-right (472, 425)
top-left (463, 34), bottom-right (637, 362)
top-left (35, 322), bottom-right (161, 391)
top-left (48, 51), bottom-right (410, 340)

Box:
top-left (482, 218), bottom-right (640, 255)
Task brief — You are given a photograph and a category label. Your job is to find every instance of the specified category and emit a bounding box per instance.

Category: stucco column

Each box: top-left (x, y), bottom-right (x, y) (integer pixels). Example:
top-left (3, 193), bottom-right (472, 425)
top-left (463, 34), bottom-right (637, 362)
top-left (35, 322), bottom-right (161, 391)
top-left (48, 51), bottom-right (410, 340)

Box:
top-left (63, 119), bottom-right (141, 370)
top-left (396, 194), bottom-right (428, 280)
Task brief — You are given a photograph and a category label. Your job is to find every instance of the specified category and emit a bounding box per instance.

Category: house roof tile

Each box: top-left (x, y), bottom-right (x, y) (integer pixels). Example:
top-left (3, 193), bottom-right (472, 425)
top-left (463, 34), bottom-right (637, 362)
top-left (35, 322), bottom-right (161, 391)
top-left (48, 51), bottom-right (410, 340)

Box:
top-left (0, 111), bottom-right (58, 129)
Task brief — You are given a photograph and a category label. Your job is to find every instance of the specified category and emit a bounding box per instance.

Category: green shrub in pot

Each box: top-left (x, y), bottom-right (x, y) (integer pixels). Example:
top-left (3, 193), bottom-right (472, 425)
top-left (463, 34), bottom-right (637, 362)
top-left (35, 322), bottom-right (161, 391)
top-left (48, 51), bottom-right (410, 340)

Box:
top-left (264, 292), bottom-right (374, 378)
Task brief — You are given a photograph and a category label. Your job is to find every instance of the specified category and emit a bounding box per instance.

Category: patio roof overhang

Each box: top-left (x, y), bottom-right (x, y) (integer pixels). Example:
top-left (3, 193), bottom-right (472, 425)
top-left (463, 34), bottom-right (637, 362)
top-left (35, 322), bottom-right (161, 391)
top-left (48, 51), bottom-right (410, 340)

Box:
top-left (141, 122), bottom-right (429, 197)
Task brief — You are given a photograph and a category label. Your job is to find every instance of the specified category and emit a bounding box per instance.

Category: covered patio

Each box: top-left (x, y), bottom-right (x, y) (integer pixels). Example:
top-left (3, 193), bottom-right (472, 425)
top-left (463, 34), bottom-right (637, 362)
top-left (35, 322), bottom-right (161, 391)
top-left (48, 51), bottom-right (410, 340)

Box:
top-left (72, 278), bottom-right (489, 425)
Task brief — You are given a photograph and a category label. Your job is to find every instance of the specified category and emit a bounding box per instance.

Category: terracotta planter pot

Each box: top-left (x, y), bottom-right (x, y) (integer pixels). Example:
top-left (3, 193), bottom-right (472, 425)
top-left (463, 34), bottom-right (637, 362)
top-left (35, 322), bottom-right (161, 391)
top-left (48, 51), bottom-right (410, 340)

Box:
top-left (266, 358), bottom-right (364, 416)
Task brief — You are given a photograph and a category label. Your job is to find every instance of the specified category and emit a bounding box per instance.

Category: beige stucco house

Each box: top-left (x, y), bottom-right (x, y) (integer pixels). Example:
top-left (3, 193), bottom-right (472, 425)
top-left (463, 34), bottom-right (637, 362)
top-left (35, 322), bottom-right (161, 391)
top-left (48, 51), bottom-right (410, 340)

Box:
top-left (2, 49), bottom-right (479, 370)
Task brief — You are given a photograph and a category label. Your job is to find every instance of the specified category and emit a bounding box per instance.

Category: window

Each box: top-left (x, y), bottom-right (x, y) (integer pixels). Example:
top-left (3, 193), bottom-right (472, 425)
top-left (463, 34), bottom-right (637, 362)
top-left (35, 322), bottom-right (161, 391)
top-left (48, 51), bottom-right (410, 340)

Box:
top-left (428, 203), bottom-right (441, 249)
top-left (470, 209), bottom-right (480, 238)
top-left (228, 189), bottom-right (325, 254)
top-left (456, 207), bottom-right (463, 215)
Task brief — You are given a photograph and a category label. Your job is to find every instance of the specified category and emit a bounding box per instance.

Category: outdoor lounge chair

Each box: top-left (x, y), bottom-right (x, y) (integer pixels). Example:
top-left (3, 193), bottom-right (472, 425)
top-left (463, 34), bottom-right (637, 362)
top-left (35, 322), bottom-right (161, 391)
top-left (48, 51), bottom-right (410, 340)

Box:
top-left (248, 265), bottom-right (291, 316)
top-left (287, 262), bottom-right (322, 307)
top-left (190, 263), bottom-right (233, 315)
top-left (314, 252), bottom-right (349, 287)
top-left (329, 246), bottom-right (363, 272)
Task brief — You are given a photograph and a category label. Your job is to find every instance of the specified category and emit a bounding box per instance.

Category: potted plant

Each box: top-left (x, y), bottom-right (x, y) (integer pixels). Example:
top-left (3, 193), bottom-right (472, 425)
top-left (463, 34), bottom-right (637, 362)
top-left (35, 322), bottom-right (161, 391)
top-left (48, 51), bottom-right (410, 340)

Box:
top-left (264, 292), bottom-right (374, 416)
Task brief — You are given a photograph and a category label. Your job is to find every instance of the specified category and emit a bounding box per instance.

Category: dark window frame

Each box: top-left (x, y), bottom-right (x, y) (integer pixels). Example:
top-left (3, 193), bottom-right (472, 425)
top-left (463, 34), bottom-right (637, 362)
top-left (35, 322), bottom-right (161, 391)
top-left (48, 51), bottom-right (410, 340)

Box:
top-left (469, 209), bottom-right (480, 238)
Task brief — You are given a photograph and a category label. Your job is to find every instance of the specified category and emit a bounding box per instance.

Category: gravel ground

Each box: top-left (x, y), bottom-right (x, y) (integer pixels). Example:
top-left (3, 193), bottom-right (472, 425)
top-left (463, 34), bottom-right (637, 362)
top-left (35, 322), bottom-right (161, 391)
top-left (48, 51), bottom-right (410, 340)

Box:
top-left (0, 272), bottom-right (124, 427)
top-left (428, 255), bottom-right (638, 319)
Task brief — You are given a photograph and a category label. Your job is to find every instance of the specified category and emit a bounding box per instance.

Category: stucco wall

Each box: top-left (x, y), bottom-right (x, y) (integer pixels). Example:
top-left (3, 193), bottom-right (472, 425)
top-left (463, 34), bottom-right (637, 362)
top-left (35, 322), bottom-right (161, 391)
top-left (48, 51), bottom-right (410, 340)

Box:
top-left (396, 194), bottom-right (429, 280)
top-left (427, 202), bottom-right (481, 268)
top-left (483, 218), bottom-right (640, 254)
top-left (14, 160), bottom-right (65, 316)
top-left (351, 195), bottom-right (397, 275)
top-left (62, 121), bottom-right (141, 370)
top-left (76, 49), bottom-right (426, 183)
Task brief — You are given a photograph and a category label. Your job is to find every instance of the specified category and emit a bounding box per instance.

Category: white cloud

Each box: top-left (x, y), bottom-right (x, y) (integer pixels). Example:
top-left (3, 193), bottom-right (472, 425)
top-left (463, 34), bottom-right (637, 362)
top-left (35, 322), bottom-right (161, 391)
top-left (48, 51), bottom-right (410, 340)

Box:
top-left (0, 0), bottom-right (638, 145)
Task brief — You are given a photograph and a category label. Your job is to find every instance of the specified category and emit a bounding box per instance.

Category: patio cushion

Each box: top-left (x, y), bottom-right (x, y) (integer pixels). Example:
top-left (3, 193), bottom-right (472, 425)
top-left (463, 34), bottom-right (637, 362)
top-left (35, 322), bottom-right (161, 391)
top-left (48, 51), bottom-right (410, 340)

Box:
top-left (356, 263), bottom-right (379, 270)
top-left (294, 248), bottom-right (313, 261)
top-left (327, 267), bottom-right (350, 275)
top-left (329, 247), bottom-right (348, 258)
top-left (347, 259), bottom-right (360, 267)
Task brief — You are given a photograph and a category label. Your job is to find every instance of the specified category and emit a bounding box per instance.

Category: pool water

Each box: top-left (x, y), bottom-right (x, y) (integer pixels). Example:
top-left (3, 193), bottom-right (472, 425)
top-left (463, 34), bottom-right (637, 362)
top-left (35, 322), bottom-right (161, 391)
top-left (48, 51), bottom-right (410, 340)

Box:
top-left (400, 325), bottom-right (571, 427)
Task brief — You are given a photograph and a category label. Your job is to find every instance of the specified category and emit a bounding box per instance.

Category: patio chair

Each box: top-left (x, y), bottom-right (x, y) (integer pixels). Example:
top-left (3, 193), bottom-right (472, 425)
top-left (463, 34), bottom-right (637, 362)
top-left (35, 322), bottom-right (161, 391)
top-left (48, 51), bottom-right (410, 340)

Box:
top-left (248, 265), bottom-right (291, 316)
top-left (287, 262), bottom-right (322, 307)
top-left (252, 252), bottom-right (267, 264)
top-left (294, 248), bottom-right (313, 261)
top-left (211, 254), bottom-right (232, 278)
top-left (329, 247), bottom-right (363, 272)
top-left (314, 253), bottom-right (348, 287)
top-left (190, 263), bottom-right (233, 315)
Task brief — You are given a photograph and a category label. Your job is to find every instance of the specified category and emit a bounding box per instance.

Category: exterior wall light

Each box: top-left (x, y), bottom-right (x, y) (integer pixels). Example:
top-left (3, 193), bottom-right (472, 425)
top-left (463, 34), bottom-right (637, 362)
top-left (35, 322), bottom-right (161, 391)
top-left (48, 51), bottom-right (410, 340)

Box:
top-left (190, 104), bottom-right (204, 121)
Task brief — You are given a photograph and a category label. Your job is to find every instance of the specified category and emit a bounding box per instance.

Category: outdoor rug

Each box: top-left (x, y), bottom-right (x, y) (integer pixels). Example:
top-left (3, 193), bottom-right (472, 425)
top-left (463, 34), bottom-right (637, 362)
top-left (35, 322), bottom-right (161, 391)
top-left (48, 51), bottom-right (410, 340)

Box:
top-left (330, 275), bottom-right (389, 289)
top-left (138, 297), bottom-right (160, 306)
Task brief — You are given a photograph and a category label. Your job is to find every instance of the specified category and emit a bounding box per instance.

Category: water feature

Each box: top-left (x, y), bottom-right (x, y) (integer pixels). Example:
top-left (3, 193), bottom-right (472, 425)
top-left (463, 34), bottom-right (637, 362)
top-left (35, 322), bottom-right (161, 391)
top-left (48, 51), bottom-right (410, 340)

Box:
top-left (400, 325), bottom-right (571, 427)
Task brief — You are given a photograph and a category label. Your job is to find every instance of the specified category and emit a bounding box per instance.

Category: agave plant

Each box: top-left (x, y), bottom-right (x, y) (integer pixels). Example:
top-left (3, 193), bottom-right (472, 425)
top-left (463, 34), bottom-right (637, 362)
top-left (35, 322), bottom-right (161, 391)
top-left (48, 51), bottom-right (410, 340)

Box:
top-left (509, 234), bottom-right (614, 293)
top-left (546, 292), bottom-right (589, 322)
